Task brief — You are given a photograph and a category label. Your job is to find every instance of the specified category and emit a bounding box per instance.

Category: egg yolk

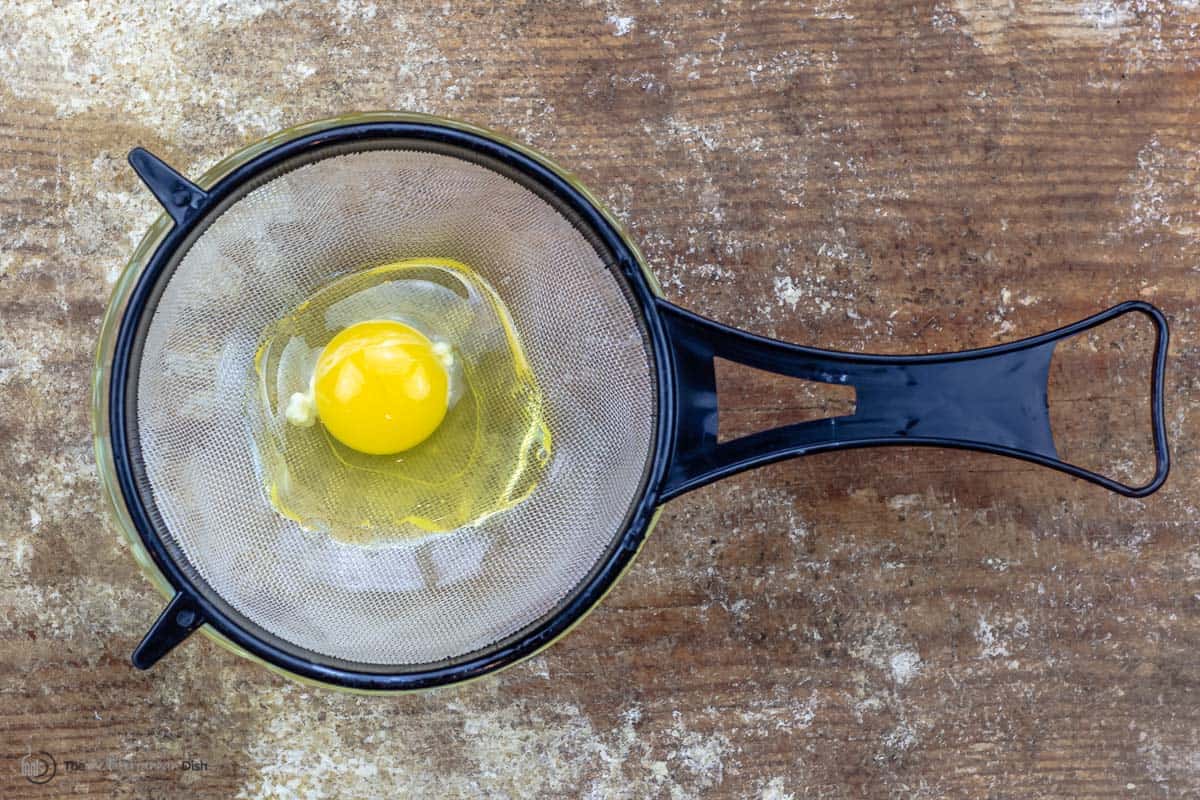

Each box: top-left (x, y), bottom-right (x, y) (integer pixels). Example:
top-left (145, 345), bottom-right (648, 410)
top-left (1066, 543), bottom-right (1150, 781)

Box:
top-left (313, 320), bottom-right (449, 455)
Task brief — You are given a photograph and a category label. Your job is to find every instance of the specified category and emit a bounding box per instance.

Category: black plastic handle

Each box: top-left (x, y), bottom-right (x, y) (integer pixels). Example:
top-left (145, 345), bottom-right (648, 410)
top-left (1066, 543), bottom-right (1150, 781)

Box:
top-left (131, 592), bottom-right (205, 670)
top-left (128, 148), bottom-right (208, 225)
top-left (658, 299), bottom-right (1169, 501)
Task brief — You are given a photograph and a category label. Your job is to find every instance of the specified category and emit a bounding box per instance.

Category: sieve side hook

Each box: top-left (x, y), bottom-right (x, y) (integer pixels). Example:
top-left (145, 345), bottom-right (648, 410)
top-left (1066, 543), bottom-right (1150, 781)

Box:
top-left (656, 299), bottom-right (1169, 502)
top-left (128, 148), bottom-right (209, 225)
top-left (131, 592), bottom-right (205, 670)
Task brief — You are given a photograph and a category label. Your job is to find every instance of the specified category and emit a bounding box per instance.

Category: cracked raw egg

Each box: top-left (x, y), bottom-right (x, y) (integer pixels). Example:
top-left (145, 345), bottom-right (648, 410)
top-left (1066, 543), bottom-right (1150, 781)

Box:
top-left (249, 258), bottom-right (551, 543)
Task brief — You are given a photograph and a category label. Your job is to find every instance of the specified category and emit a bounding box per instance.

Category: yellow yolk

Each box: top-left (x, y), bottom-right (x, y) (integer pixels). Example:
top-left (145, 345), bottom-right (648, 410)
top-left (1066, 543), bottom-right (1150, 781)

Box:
top-left (313, 320), bottom-right (449, 455)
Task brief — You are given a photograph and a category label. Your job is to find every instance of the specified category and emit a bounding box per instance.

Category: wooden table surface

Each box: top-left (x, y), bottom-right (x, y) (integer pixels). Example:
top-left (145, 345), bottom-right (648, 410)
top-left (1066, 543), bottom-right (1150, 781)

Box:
top-left (2, 1), bottom-right (1198, 797)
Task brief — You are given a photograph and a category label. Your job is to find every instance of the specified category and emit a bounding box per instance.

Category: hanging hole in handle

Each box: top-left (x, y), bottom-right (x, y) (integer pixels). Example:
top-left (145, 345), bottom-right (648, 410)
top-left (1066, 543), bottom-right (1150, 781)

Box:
top-left (1048, 309), bottom-right (1160, 489)
top-left (714, 357), bottom-right (857, 443)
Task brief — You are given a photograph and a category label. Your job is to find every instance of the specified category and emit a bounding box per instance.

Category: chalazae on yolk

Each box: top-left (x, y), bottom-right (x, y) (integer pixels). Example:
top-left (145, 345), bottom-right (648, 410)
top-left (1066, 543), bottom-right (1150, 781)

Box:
top-left (313, 320), bottom-right (449, 455)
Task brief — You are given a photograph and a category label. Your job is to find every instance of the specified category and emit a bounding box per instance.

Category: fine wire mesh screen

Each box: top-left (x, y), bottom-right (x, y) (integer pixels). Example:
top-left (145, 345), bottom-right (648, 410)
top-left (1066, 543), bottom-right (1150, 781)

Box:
top-left (133, 145), bottom-right (658, 667)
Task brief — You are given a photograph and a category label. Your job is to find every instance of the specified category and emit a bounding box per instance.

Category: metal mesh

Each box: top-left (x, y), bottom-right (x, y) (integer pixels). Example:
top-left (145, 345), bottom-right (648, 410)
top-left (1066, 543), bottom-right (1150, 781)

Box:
top-left (133, 146), bottom-right (657, 667)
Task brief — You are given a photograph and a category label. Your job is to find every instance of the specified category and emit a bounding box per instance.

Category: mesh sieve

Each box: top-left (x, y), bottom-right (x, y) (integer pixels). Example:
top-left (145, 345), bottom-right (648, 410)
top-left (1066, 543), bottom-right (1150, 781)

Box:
top-left (107, 115), bottom-right (1169, 690)
top-left (128, 143), bottom-right (658, 668)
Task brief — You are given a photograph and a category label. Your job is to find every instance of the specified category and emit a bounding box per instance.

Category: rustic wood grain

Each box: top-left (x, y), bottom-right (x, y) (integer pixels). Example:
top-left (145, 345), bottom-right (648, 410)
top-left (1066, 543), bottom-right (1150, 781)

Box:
top-left (1, 1), bottom-right (1198, 797)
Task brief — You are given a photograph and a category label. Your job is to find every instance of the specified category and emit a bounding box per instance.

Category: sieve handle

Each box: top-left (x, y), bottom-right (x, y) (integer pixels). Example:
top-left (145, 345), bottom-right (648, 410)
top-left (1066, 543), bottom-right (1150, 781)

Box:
top-left (128, 148), bottom-right (209, 225)
top-left (131, 592), bottom-right (205, 670)
top-left (656, 300), bottom-right (1169, 501)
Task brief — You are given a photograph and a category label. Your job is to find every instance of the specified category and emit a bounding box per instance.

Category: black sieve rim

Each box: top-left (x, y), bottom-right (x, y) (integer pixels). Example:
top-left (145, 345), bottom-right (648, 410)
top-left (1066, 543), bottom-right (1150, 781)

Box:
top-left (110, 119), bottom-right (677, 690)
